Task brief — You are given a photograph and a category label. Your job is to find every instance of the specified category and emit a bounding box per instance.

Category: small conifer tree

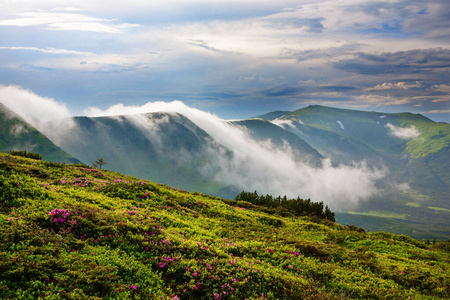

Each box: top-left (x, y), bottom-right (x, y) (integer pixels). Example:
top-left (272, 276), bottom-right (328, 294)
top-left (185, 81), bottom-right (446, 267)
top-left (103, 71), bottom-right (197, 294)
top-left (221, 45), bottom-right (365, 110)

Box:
top-left (93, 158), bottom-right (107, 169)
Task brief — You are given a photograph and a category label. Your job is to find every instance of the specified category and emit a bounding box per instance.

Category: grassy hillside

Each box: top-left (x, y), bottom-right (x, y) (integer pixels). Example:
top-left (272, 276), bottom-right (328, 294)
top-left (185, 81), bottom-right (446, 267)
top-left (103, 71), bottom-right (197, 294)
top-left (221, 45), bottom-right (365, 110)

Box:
top-left (0, 103), bottom-right (81, 164)
top-left (254, 111), bottom-right (291, 121)
top-left (280, 105), bottom-right (449, 160)
top-left (1, 152), bottom-right (449, 299)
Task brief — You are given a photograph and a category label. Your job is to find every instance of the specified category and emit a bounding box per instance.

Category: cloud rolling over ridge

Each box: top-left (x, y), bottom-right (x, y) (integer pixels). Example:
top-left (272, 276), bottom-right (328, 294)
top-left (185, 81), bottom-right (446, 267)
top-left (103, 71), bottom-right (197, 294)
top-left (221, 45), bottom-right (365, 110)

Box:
top-left (0, 85), bottom-right (386, 209)
top-left (87, 101), bottom-right (386, 210)
top-left (0, 85), bottom-right (76, 144)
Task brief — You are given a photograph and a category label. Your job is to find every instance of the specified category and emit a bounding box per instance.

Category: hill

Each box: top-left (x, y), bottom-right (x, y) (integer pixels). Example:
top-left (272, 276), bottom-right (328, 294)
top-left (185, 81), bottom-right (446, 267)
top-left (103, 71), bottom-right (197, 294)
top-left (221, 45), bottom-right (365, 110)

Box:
top-left (254, 110), bottom-right (291, 121)
top-left (0, 152), bottom-right (449, 299)
top-left (230, 119), bottom-right (323, 166)
top-left (51, 112), bottom-right (227, 194)
top-left (270, 105), bottom-right (449, 189)
top-left (1, 104), bottom-right (448, 240)
top-left (0, 103), bottom-right (81, 164)
top-left (261, 105), bottom-right (450, 240)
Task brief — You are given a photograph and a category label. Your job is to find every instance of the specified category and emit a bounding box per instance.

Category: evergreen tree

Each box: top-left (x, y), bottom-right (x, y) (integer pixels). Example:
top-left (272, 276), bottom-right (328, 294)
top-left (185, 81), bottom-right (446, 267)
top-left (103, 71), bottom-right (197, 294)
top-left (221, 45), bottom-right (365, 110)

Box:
top-left (234, 190), bottom-right (335, 222)
top-left (93, 158), bottom-right (107, 169)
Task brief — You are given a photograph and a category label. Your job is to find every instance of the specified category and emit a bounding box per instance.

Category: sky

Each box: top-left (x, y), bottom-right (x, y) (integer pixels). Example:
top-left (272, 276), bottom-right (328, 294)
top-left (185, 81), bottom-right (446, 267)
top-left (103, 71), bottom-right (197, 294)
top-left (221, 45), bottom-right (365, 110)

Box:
top-left (0, 0), bottom-right (449, 122)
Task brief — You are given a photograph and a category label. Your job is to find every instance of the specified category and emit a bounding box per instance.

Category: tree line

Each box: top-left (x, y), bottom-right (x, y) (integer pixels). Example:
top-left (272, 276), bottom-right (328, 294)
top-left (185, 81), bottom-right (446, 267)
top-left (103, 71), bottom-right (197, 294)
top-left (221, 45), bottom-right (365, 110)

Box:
top-left (235, 190), bottom-right (335, 222)
top-left (8, 150), bottom-right (42, 160)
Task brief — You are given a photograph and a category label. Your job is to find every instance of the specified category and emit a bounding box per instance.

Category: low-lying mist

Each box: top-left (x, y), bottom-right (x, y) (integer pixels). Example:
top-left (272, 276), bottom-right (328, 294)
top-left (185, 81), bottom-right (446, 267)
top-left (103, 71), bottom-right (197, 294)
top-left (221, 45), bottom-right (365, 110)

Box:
top-left (0, 85), bottom-right (76, 145)
top-left (0, 85), bottom-right (387, 210)
top-left (85, 100), bottom-right (387, 210)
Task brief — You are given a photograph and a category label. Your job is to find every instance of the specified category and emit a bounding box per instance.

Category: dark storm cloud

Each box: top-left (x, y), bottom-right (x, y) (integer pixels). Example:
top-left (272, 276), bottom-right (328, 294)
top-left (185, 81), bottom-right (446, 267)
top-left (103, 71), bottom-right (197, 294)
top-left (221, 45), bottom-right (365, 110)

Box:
top-left (334, 48), bottom-right (450, 76)
top-left (320, 86), bottom-right (358, 92)
top-left (258, 83), bottom-right (358, 99)
top-left (260, 84), bottom-right (303, 97)
top-left (288, 43), bottom-right (364, 62)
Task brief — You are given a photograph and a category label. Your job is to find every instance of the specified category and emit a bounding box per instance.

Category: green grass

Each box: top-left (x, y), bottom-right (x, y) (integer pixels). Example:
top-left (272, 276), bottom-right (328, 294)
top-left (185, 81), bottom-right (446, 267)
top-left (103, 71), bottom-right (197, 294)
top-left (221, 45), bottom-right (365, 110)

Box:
top-left (0, 152), bottom-right (449, 299)
top-left (346, 210), bottom-right (410, 220)
top-left (428, 206), bottom-right (450, 213)
top-left (400, 190), bottom-right (432, 202)
top-left (404, 122), bottom-right (449, 158)
top-left (405, 202), bottom-right (421, 208)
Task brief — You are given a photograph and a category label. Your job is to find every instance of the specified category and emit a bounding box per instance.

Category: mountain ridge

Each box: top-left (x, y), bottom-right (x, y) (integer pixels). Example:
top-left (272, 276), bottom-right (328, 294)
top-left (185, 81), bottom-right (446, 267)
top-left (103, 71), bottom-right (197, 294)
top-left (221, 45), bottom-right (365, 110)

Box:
top-left (0, 103), bottom-right (81, 164)
top-left (0, 103), bottom-right (448, 239)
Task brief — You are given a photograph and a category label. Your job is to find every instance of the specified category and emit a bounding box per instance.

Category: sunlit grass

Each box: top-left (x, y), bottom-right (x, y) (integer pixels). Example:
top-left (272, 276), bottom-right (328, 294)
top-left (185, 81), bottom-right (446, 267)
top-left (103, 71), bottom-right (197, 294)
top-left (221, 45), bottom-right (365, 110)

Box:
top-left (0, 152), bottom-right (449, 299)
top-left (405, 202), bottom-right (421, 208)
top-left (428, 206), bottom-right (450, 213)
top-left (346, 210), bottom-right (409, 220)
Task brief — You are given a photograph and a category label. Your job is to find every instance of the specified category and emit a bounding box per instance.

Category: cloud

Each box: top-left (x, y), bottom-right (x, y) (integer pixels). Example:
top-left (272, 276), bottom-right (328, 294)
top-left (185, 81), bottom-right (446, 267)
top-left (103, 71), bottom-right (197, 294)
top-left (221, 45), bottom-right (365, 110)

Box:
top-left (385, 123), bottom-right (421, 139)
top-left (0, 85), bottom-right (71, 123)
top-left (0, 1), bottom-right (449, 123)
top-left (419, 109), bottom-right (450, 115)
top-left (187, 40), bottom-right (233, 54)
top-left (239, 73), bottom-right (274, 83)
top-left (0, 11), bottom-right (139, 33)
top-left (0, 85), bottom-right (75, 143)
top-left (0, 46), bottom-right (94, 56)
top-left (432, 84), bottom-right (450, 93)
top-left (334, 48), bottom-right (450, 76)
top-left (402, 0), bottom-right (450, 40)
top-left (260, 84), bottom-right (303, 97)
top-left (87, 100), bottom-right (386, 210)
top-left (10, 124), bottom-right (29, 136)
top-left (368, 81), bottom-right (423, 90)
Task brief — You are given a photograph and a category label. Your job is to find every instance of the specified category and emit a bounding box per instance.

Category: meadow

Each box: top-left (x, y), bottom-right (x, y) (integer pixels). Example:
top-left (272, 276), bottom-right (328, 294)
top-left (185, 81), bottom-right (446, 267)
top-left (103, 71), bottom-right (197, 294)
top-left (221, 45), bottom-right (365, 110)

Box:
top-left (0, 152), bottom-right (449, 299)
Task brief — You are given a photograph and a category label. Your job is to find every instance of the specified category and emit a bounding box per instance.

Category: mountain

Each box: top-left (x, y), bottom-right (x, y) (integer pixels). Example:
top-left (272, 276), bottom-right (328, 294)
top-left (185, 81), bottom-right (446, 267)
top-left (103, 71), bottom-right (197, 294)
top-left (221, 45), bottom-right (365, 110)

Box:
top-left (268, 105), bottom-right (449, 194)
top-left (254, 110), bottom-right (291, 121)
top-left (51, 112), bottom-right (228, 194)
top-left (230, 118), bottom-right (323, 166)
top-left (254, 105), bottom-right (450, 239)
top-left (1, 103), bottom-right (448, 239)
top-left (1, 152), bottom-right (449, 299)
top-left (0, 103), bottom-right (81, 164)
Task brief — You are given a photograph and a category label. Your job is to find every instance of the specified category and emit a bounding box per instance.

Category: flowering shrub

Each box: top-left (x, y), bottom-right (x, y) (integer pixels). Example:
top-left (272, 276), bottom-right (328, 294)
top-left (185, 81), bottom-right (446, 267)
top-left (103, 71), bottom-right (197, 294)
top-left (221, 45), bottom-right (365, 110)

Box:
top-left (48, 208), bottom-right (71, 223)
top-left (0, 152), bottom-right (448, 299)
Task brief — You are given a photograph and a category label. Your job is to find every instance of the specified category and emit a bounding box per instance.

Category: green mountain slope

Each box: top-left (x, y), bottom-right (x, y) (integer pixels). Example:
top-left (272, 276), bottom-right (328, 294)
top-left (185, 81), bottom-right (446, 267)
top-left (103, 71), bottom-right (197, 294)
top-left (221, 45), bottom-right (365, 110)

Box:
top-left (231, 119), bottom-right (323, 166)
top-left (261, 105), bottom-right (449, 239)
top-left (0, 103), bottom-right (81, 164)
top-left (53, 112), bottom-right (226, 194)
top-left (1, 152), bottom-right (449, 299)
top-left (2, 103), bottom-right (448, 240)
top-left (267, 105), bottom-right (449, 191)
top-left (276, 105), bottom-right (448, 159)
top-left (254, 110), bottom-right (291, 121)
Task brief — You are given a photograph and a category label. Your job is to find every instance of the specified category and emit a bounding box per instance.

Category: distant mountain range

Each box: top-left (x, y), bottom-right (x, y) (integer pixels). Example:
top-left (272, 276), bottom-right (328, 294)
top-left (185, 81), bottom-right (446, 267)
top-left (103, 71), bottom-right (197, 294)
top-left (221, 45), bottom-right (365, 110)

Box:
top-left (0, 102), bottom-right (448, 239)
top-left (258, 105), bottom-right (449, 196)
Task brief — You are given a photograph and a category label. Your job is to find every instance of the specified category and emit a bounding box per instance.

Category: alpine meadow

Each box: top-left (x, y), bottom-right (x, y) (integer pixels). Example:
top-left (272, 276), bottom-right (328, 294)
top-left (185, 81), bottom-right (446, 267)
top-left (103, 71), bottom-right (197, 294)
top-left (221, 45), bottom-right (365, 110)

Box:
top-left (0, 152), bottom-right (449, 299)
top-left (0, 98), bottom-right (449, 299)
top-left (1, 0), bottom-right (450, 299)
